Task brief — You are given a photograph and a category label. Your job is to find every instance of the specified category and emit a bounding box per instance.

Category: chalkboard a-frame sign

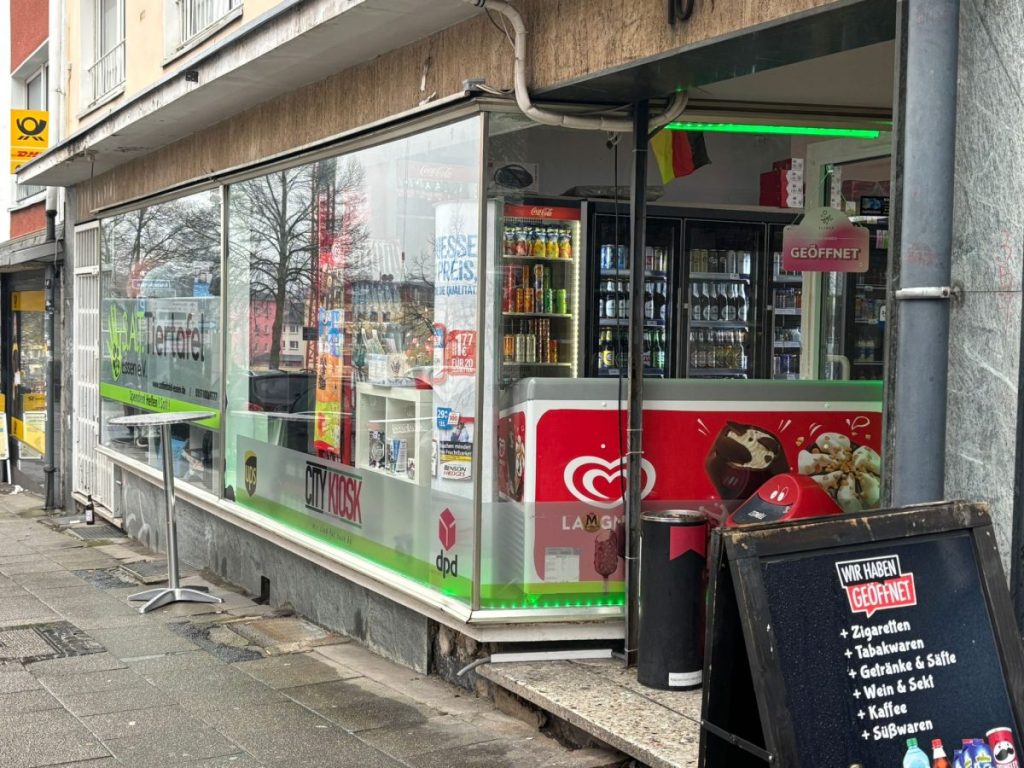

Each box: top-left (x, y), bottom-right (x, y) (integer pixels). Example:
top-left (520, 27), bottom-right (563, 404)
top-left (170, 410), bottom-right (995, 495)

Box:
top-left (698, 501), bottom-right (1024, 768)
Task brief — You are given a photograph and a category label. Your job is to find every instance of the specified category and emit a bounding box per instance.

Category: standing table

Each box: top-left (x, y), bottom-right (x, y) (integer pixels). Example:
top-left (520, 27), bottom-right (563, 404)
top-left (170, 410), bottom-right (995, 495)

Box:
top-left (109, 411), bottom-right (224, 614)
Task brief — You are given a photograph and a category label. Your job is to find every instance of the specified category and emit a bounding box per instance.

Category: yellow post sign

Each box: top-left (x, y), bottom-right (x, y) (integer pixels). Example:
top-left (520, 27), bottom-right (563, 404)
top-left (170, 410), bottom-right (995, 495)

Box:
top-left (10, 109), bottom-right (49, 173)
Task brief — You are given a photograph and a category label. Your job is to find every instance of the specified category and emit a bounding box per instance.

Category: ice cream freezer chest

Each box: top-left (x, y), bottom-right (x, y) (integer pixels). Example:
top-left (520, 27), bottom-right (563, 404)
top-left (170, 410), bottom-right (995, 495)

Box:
top-left (494, 379), bottom-right (882, 596)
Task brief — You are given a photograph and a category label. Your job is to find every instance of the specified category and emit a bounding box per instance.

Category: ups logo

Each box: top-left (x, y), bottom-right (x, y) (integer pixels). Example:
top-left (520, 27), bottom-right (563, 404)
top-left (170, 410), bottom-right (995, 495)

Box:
top-left (244, 451), bottom-right (258, 496)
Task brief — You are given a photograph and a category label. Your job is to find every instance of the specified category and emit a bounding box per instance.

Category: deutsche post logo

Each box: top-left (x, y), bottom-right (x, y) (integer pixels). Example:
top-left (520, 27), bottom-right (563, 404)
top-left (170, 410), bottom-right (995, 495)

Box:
top-left (15, 115), bottom-right (46, 142)
top-left (244, 452), bottom-right (258, 496)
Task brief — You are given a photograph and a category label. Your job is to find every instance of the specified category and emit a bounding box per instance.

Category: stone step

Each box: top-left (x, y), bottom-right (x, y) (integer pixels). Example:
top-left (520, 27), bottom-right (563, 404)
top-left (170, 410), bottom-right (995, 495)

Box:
top-left (478, 658), bottom-right (702, 768)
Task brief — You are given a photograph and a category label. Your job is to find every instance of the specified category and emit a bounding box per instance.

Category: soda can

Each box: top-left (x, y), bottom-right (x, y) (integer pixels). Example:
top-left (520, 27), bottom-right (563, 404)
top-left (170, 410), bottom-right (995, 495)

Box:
top-left (600, 245), bottom-right (611, 271)
top-left (521, 265), bottom-right (530, 286)
top-left (515, 287), bottom-right (525, 313)
top-left (543, 288), bottom-right (554, 314)
top-left (549, 339), bottom-right (559, 363)
top-left (514, 334), bottom-right (525, 363)
top-left (503, 335), bottom-right (515, 362)
top-left (524, 287), bottom-right (534, 313)
top-left (534, 264), bottom-right (545, 292)
top-left (987, 728), bottom-right (1019, 767)
top-left (543, 266), bottom-right (552, 292)
top-left (535, 288), bottom-right (544, 313)
top-left (617, 245), bottom-right (628, 270)
top-left (555, 289), bottom-right (568, 315)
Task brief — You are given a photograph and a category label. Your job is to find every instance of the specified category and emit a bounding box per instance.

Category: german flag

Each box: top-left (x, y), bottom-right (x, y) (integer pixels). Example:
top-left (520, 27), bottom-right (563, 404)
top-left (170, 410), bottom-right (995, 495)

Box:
top-left (650, 128), bottom-right (710, 184)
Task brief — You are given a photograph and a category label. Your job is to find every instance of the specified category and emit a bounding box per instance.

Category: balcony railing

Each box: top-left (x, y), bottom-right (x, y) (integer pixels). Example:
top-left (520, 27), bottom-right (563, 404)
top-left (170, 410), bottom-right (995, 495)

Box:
top-left (176, 0), bottom-right (241, 49)
top-left (87, 40), bottom-right (126, 106)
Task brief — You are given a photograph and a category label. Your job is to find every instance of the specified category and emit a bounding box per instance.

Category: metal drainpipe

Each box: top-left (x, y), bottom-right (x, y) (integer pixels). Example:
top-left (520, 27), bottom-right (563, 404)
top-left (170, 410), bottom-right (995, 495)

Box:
top-left (624, 100), bottom-right (649, 667)
top-left (885, 0), bottom-right (959, 506)
top-left (43, 251), bottom-right (57, 511)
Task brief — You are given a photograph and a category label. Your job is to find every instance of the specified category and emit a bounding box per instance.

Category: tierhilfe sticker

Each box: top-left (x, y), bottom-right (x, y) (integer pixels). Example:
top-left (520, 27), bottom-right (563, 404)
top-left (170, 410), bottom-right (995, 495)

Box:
top-left (668, 671), bottom-right (702, 687)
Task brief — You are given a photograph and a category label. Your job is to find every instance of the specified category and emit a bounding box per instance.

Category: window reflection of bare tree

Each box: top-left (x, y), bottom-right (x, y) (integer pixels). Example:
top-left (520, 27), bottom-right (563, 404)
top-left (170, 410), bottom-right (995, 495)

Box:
top-left (231, 165), bottom-right (316, 370)
top-left (102, 194), bottom-right (220, 298)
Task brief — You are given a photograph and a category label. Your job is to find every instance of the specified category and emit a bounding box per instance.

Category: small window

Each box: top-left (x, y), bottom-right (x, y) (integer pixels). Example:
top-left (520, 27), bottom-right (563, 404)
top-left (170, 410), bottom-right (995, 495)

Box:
top-left (15, 63), bottom-right (48, 200)
top-left (87, 0), bottom-right (125, 107)
top-left (169, 0), bottom-right (242, 56)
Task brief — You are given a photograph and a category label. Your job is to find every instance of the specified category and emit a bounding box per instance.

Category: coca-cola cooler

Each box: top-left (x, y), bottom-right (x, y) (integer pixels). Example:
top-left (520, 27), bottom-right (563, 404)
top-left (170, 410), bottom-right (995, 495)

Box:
top-left (493, 377), bottom-right (883, 608)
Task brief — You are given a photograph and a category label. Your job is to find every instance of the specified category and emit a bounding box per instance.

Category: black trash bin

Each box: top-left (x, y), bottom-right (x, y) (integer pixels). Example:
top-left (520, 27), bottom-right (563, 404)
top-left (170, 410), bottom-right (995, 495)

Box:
top-left (637, 509), bottom-right (707, 690)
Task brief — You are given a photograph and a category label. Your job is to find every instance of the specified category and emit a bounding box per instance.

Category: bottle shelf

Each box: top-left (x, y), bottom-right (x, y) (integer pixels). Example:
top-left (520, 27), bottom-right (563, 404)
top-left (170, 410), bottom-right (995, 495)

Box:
top-left (772, 308), bottom-right (801, 316)
top-left (773, 341), bottom-right (801, 348)
top-left (599, 318), bottom-right (667, 327)
top-left (689, 369), bottom-right (749, 377)
top-left (503, 255), bottom-right (575, 263)
top-left (689, 272), bottom-right (750, 282)
top-left (502, 362), bottom-right (573, 368)
top-left (690, 320), bottom-right (750, 329)
top-left (598, 269), bottom-right (668, 279)
top-left (597, 368), bottom-right (666, 378)
top-left (504, 312), bottom-right (573, 319)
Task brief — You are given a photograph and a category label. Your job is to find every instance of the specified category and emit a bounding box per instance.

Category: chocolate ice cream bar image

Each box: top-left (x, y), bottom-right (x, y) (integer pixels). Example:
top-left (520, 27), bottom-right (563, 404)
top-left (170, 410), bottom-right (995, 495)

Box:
top-left (704, 422), bottom-right (790, 500)
top-left (594, 529), bottom-right (620, 589)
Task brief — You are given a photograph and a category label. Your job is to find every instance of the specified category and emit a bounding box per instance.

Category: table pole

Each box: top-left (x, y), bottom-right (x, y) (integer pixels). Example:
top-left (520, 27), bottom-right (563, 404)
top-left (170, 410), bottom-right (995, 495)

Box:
top-left (161, 423), bottom-right (180, 590)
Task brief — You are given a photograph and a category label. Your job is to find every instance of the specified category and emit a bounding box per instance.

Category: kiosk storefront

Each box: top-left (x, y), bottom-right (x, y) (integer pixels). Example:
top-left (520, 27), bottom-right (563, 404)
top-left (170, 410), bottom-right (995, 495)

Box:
top-left (95, 99), bottom-right (890, 634)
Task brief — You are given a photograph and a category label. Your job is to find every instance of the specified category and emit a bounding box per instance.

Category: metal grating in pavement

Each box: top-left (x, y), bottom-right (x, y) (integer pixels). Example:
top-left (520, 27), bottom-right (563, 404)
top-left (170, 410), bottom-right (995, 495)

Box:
top-left (66, 523), bottom-right (127, 541)
top-left (0, 621), bottom-right (105, 662)
top-left (119, 559), bottom-right (169, 584)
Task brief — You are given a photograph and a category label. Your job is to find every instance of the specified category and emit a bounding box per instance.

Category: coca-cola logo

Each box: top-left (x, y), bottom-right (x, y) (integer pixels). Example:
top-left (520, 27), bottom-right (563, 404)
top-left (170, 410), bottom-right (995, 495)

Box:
top-left (419, 165), bottom-right (455, 181)
top-left (530, 207), bottom-right (554, 218)
top-left (563, 455), bottom-right (656, 509)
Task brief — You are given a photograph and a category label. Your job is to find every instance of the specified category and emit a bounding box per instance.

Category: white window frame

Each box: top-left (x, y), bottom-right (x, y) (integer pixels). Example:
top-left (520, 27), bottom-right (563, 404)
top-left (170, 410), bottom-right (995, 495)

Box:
top-left (163, 0), bottom-right (243, 65)
top-left (82, 0), bottom-right (126, 112)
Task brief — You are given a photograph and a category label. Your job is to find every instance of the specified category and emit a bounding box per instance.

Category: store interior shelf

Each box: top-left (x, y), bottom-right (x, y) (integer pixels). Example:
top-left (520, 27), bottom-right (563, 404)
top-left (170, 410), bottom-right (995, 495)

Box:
top-left (503, 255), bottom-right (575, 263)
top-left (504, 312), bottom-right (573, 319)
top-left (598, 368), bottom-right (665, 378)
top-left (773, 341), bottom-right (801, 348)
top-left (689, 272), bottom-right (750, 282)
top-left (599, 318), bottom-right (666, 327)
top-left (689, 368), bottom-right (748, 376)
top-left (502, 362), bottom-right (573, 367)
top-left (598, 269), bottom-right (668, 279)
top-left (773, 308), bottom-right (801, 316)
top-left (690, 320), bottom-right (750, 329)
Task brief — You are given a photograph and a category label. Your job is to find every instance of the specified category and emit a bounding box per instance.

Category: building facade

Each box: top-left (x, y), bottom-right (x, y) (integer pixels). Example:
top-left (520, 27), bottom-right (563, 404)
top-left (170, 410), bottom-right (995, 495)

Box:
top-left (13, 0), bottom-right (1023, 668)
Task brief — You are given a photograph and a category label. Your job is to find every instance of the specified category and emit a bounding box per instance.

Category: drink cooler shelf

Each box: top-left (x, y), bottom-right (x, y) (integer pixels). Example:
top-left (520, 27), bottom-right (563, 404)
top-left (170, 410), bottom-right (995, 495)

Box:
top-left (690, 320), bottom-right (750, 329)
top-left (689, 272), bottom-right (750, 282)
top-left (599, 269), bottom-right (668, 279)
top-left (503, 255), bottom-right (575, 263)
top-left (599, 318), bottom-right (666, 327)
top-left (597, 368), bottom-right (665, 378)
top-left (772, 308), bottom-right (801, 316)
top-left (504, 312), bottom-right (573, 319)
top-left (502, 362), bottom-right (572, 367)
top-left (774, 341), bottom-right (801, 348)
top-left (688, 368), bottom-right (749, 376)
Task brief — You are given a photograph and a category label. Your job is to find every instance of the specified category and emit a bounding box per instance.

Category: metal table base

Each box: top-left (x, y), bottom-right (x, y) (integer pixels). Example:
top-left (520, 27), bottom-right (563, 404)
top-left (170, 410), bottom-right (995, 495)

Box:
top-left (110, 411), bottom-right (225, 614)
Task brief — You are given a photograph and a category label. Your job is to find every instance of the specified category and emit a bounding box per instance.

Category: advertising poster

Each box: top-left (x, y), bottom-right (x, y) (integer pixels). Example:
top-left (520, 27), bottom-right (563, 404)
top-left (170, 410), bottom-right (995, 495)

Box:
top-left (100, 296), bottom-right (221, 427)
top-left (314, 307), bottom-right (344, 454)
top-left (235, 436), bottom-right (475, 602)
top-left (492, 390), bottom-right (882, 607)
top-left (432, 202), bottom-right (479, 489)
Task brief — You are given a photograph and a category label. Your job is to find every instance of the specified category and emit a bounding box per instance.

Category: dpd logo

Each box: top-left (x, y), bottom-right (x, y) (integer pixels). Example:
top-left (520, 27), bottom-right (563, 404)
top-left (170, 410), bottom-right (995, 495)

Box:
top-left (435, 508), bottom-right (457, 578)
top-left (244, 452), bottom-right (258, 496)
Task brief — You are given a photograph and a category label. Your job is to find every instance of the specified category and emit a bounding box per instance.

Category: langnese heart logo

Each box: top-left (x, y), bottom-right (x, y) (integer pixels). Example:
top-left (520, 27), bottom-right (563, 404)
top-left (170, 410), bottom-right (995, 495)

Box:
top-left (562, 455), bottom-right (656, 509)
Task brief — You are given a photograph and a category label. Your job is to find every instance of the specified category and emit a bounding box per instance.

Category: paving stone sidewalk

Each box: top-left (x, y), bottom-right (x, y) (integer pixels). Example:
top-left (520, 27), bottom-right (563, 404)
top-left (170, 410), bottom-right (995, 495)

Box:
top-left (0, 491), bottom-right (622, 768)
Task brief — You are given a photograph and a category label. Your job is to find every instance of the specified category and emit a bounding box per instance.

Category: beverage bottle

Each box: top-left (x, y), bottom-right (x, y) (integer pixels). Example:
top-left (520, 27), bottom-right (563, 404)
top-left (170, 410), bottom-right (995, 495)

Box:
top-left (604, 281), bottom-right (617, 319)
top-left (716, 283), bottom-right (728, 322)
top-left (618, 281), bottom-right (629, 319)
top-left (644, 283), bottom-right (654, 320)
top-left (737, 283), bottom-right (748, 322)
top-left (600, 330), bottom-right (614, 372)
top-left (657, 330), bottom-right (667, 370)
top-left (695, 330), bottom-right (706, 368)
top-left (932, 739), bottom-right (951, 768)
top-left (709, 284), bottom-right (720, 321)
top-left (726, 250), bottom-right (737, 274)
top-left (657, 280), bottom-right (668, 321)
top-left (904, 737), bottom-right (930, 768)
top-left (691, 283), bottom-right (701, 321)
top-left (689, 331), bottom-right (698, 369)
top-left (642, 332), bottom-right (652, 368)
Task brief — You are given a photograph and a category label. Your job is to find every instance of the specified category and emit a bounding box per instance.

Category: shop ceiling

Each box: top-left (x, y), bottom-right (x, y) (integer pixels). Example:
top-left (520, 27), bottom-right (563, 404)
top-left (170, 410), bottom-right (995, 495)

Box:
top-left (541, 0), bottom-right (896, 124)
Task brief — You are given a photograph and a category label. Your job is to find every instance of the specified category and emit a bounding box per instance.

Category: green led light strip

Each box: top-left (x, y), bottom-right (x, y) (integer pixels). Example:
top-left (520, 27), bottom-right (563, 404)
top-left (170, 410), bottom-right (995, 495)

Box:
top-left (665, 122), bottom-right (881, 139)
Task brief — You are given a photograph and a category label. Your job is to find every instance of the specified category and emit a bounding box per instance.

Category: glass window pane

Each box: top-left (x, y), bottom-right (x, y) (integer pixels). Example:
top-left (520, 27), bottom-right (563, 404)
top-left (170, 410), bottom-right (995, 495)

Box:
top-left (226, 117), bottom-right (483, 604)
top-left (25, 69), bottom-right (45, 110)
top-left (100, 0), bottom-right (121, 54)
top-left (99, 189), bottom-right (222, 492)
